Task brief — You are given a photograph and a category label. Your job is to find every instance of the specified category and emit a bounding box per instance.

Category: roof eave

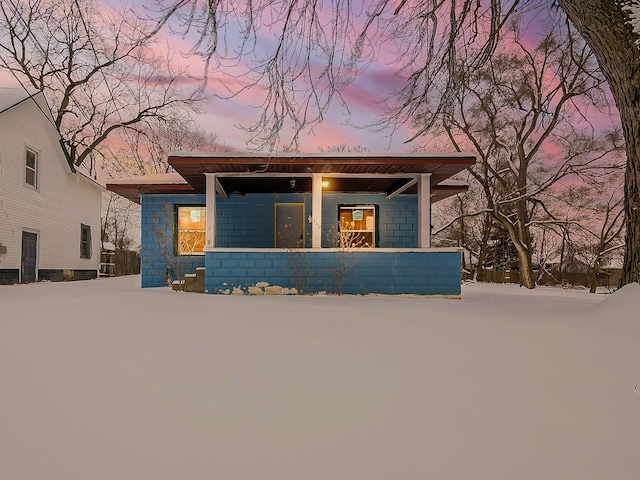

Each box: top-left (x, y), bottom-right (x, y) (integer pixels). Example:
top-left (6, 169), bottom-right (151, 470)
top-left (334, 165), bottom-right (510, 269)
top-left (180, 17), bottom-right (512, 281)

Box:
top-left (106, 183), bottom-right (197, 204)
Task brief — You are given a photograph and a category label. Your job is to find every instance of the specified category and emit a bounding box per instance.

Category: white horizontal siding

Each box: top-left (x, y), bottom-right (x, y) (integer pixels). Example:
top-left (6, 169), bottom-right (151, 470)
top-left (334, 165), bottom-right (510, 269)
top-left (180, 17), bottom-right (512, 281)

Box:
top-left (0, 96), bottom-right (102, 275)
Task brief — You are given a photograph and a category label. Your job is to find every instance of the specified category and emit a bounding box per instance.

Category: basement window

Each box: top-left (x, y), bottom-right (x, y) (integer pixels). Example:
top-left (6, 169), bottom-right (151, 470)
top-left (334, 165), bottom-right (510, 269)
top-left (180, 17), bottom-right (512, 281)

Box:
top-left (177, 207), bottom-right (206, 255)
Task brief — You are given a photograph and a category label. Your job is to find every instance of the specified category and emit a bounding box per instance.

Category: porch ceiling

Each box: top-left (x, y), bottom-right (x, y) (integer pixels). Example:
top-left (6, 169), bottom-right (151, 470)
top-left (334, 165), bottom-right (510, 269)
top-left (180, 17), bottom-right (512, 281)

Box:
top-left (106, 152), bottom-right (476, 203)
top-left (169, 152), bottom-right (475, 198)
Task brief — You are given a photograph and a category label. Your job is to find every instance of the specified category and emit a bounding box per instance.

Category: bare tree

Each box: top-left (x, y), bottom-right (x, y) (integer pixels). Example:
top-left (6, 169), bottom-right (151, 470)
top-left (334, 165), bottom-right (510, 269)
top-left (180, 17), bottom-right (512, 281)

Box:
top-left (152, 0), bottom-right (640, 284)
top-left (101, 191), bottom-right (138, 250)
top-left (319, 144), bottom-right (371, 154)
top-left (149, 0), bottom-right (525, 152)
top-left (556, 0), bottom-right (640, 286)
top-left (542, 176), bottom-right (626, 292)
top-left (432, 177), bottom-right (493, 281)
top-left (106, 117), bottom-right (234, 177)
top-left (0, 0), bottom-right (207, 176)
top-left (430, 18), bottom-right (619, 288)
top-left (576, 194), bottom-right (625, 293)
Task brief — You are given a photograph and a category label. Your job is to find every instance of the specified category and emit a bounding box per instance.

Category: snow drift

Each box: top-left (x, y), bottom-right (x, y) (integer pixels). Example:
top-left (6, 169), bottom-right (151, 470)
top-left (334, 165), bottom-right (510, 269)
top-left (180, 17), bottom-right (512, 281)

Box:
top-left (1, 277), bottom-right (638, 480)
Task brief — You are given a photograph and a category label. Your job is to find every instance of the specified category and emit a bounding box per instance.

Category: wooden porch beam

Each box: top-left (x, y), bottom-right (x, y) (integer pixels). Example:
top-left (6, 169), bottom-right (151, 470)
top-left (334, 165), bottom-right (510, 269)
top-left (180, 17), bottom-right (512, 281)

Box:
top-left (215, 177), bottom-right (228, 199)
top-left (386, 177), bottom-right (418, 199)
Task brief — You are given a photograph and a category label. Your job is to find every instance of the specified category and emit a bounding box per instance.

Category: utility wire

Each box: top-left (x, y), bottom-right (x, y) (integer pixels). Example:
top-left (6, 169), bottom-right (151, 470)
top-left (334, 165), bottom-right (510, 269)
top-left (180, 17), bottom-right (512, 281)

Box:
top-left (0, 54), bottom-right (59, 132)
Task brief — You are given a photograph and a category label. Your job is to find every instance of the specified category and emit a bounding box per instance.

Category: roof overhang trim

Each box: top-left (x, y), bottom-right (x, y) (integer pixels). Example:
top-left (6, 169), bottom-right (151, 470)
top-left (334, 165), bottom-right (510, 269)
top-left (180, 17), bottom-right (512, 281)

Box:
top-left (107, 152), bottom-right (475, 203)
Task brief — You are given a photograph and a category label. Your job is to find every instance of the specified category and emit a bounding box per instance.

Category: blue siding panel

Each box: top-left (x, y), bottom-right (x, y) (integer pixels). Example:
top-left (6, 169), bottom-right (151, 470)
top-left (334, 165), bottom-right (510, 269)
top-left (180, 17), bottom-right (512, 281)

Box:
top-left (140, 194), bottom-right (207, 287)
top-left (140, 192), bottom-right (461, 295)
top-left (204, 250), bottom-right (461, 295)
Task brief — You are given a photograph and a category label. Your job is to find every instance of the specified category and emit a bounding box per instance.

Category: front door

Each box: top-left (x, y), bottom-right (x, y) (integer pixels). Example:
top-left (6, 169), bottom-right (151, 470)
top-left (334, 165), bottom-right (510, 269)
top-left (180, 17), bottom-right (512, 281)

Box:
top-left (275, 204), bottom-right (304, 248)
top-left (21, 231), bottom-right (37, 283)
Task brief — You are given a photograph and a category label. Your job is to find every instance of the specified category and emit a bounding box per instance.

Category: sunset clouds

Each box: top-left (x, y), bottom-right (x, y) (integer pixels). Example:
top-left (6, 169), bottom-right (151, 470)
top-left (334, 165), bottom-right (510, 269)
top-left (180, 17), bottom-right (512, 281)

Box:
top-left (130, 0), bottom-right (422, 152)
top-left (3, 0), bottom-right (620, 155)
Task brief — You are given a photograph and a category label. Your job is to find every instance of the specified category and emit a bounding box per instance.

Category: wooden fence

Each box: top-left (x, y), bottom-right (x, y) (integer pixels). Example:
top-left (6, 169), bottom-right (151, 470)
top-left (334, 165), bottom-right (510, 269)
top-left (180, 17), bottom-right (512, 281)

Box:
top-left (464, 267), bottom-right (622, 289)
top-left (100, 249), bottom-right (140, 277)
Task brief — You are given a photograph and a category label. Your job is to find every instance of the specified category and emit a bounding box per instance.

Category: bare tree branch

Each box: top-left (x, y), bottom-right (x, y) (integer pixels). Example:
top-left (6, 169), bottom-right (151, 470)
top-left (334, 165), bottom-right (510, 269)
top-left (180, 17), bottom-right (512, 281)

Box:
top-left (0, 0), bottom-right (208, 175)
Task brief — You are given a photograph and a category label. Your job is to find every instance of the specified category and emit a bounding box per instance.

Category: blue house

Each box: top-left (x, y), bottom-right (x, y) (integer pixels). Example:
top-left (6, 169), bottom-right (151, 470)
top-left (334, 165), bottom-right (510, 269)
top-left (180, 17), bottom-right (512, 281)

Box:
top-left (107, 152), bottom-right (475, 296)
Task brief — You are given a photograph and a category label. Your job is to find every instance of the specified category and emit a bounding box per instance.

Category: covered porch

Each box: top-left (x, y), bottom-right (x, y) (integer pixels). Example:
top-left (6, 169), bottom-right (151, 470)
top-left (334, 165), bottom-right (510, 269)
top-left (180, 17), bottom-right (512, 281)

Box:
top-left (107, 152), bottom-right (475, 295)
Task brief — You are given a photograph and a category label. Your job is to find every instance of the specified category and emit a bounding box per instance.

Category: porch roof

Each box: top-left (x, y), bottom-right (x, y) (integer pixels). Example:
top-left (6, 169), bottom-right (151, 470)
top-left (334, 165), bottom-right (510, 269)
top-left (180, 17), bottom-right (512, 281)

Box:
top-left (107, 152), bottom-right (475, 203)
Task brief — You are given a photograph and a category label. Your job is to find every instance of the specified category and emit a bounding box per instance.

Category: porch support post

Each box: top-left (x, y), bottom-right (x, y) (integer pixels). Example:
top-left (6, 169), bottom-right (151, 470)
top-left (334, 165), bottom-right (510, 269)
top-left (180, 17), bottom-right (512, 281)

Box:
top-left (418, 173), bottom-right (432, 248)
top-left (312, 174), bottom-right (323, 248)
top-left (205, 173), bottom-right (217, 248)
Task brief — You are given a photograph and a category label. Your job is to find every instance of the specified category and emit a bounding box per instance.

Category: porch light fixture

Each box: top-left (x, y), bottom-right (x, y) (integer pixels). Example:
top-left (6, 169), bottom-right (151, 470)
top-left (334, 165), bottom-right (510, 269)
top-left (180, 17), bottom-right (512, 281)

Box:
top-left (322, 180), bottom-right (329, 188)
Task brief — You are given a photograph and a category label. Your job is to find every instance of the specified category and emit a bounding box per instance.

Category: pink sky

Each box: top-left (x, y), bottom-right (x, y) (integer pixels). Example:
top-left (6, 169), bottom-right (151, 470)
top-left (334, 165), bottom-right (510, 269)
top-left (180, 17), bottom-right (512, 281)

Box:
top-left (141, 0), bottom-right (421, 152)
top-left (1, 1), bottom-right (621, 156)
top-left (156, 2), bottom-right (621, 154)
top-left (200, 65), bottom-right (417, 152)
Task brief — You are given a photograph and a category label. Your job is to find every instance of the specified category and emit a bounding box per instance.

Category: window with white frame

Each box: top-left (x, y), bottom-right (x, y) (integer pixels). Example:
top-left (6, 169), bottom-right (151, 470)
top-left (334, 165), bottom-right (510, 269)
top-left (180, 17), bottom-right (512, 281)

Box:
top-left (80, 224), bottom-right (92, 259)
top-left (177, 206), bottom-right (206, 255)
top-left (25, 149), bottom-right (38, 188)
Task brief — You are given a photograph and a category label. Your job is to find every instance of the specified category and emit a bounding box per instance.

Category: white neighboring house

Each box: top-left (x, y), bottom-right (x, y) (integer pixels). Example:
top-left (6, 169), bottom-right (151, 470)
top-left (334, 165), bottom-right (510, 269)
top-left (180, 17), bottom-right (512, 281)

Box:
top-left (0, 87), bottom-right (103, 284)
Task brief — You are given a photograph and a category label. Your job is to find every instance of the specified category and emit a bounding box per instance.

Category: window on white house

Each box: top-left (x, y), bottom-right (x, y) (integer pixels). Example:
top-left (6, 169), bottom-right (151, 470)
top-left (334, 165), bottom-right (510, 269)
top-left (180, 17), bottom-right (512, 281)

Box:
top-left (25, 149), bottom-right (38, 188)
top-left (80, 224), bottom-right (92, 259)
top-left (177, 206), bottom-right (206, 255)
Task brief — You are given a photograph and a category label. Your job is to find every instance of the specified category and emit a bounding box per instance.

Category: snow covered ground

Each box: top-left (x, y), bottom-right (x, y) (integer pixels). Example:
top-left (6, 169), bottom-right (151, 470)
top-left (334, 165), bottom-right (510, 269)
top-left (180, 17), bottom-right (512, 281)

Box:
top-left (1, 276), bottom-right (639, 480)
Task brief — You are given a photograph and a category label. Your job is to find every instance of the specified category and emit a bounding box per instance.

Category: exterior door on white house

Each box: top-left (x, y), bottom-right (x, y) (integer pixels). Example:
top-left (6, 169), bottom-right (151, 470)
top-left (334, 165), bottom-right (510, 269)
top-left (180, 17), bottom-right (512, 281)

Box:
top-left (275, 204), bottom-right (304, 248)
top-left (21, 231), bottom-right (37, 283)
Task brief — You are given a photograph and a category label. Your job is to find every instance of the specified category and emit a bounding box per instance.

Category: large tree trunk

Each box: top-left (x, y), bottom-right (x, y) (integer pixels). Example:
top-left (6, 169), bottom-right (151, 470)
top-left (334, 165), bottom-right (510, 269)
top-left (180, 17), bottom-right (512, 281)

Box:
top-left (589, 261), bottom-right (599, 294)
top-left (518, 245), bottom-right (536, 289)
top-left (516, 194), bottom-right (535, 288)
top-left (475, 213), bottom-right (493, 282)
top-left (558, 0), bottom-right (640, 286)
top-left (493, 206), bottom-right (536, 289)
top-left (558, 228), bottom-right (567, 285)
